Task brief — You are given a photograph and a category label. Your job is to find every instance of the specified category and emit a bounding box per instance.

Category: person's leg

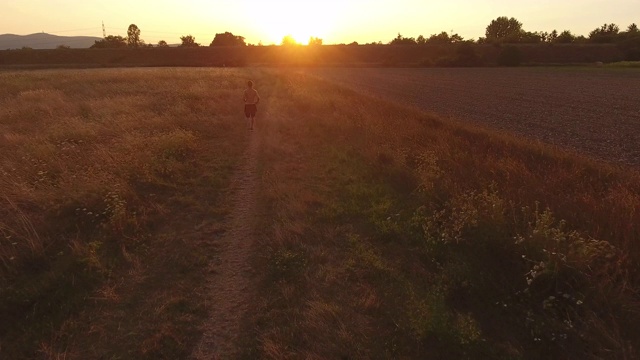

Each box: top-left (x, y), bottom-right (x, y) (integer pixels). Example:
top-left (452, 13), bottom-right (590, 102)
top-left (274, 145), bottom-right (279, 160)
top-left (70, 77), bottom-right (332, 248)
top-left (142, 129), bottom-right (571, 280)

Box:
top-left (250, 105), bottom-right (257, 130)
top-left (244, 106), bottom-right (251, 129)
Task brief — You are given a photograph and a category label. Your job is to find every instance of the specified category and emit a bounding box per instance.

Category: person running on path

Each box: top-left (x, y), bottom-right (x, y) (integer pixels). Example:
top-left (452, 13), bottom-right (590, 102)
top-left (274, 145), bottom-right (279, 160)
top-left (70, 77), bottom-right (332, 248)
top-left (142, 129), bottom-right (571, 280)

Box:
top-left (243, 80), bottom-right (260, 130)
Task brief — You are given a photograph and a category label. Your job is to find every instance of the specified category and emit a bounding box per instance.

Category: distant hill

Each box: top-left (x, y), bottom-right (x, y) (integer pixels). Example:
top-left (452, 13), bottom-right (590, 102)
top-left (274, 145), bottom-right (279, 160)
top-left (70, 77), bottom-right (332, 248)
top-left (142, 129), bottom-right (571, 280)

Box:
top-left (0, 33), bottom-right (102, 50)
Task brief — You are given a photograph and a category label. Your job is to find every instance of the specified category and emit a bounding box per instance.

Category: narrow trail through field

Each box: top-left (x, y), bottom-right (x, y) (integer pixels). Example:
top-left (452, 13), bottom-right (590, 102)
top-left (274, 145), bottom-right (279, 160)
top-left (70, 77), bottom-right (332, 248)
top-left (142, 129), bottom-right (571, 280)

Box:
top-left (191, 125), bottom-right (261, 359)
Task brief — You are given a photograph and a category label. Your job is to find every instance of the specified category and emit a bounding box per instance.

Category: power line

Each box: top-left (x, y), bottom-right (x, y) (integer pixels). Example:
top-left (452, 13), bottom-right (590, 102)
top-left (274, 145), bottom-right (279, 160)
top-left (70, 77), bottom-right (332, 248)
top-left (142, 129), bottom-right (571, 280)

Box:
top-left (105, 27), bottom-right (213, 36)
top-left (42, 27), bottom-right (102, 34)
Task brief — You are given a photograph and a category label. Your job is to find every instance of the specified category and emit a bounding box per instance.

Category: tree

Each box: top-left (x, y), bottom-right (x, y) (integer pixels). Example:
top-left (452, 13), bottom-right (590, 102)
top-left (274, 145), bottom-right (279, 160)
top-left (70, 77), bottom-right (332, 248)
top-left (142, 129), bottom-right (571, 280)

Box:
top-left (127, 24), bottom-right (141, 47)
top-left (210, 32), bottom-right (246, 46)
top-left (91, 35), bottom-right (127, 48)
top-left (157, 40), bottom-right (169, 47)
top-left (308, 37), bottom-right (322, 46)
top-left (416, 35), bottom-right (426, 45)
top-left (589, 23), bottom-right (620, 43)
top-left (180, 35), bottom-right (200, 47)
top-left (520, 31), bottom-right (544, 44)
top-left (390, 33), bottom-right (416, 45)
top-left (427, 32), bottom-right (451, 44)
top-left (450, 33), bottom-right (464, 43)
top-left (423, 31), bottom-right (464, 44)
top-left (619, 23), bottom-right (640, 60)
top-left (555, 30), bottom-right (575, 44)
top-left (281, 35), bottom-right (297, 46)
top-left (485, 17), bottom-right (523, 43)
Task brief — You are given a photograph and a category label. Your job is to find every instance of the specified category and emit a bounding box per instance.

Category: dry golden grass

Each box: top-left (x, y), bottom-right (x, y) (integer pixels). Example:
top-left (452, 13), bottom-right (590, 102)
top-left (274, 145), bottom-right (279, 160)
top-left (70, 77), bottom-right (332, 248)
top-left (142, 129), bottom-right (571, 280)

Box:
top-left (2, 67), bottom-right (639, 359)
top-left (0, 68), bottom-right (267, 358)
top-left (252, 71), bottom-right (640, 359)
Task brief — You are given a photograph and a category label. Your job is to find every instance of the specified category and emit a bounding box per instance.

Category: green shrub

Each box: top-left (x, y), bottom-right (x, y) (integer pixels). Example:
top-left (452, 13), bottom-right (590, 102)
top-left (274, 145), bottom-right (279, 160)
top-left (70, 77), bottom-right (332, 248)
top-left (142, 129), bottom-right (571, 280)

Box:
top-left (497, 45), bottom-right (522, 66)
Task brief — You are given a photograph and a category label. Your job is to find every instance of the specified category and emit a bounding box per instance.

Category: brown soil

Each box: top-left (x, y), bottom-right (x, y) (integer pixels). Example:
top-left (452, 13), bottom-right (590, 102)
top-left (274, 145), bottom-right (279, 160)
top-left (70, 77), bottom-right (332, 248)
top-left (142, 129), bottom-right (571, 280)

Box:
top-left (307, 67), bottom-right (640, 166)
top-left (191, 125), bottom-right (261, 359)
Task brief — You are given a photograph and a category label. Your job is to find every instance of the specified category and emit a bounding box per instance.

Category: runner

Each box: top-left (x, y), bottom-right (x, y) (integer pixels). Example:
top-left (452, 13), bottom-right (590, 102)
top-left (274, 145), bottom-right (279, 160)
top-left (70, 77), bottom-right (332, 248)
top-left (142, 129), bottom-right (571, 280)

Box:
top-left (243, 80), bottom-right (260, 130)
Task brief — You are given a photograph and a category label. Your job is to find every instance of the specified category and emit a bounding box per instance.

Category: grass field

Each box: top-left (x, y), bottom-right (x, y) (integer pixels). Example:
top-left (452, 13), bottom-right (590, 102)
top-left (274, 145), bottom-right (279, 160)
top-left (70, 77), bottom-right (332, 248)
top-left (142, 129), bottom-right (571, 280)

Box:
top-left (1, 68), bottom-right (639, 359)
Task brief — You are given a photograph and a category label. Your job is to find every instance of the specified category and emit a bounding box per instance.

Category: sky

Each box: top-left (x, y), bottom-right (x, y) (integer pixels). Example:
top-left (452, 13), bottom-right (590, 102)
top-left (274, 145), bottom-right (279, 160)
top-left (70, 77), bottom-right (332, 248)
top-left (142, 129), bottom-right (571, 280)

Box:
top-left (1, 0), bottom-right (638, 45)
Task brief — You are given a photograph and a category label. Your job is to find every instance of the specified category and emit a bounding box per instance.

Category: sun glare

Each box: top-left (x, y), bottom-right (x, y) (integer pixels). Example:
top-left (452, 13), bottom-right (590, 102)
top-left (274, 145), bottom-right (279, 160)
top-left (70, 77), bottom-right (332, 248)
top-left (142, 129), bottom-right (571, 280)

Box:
top-left (250, 3), bottom-right (338, 44)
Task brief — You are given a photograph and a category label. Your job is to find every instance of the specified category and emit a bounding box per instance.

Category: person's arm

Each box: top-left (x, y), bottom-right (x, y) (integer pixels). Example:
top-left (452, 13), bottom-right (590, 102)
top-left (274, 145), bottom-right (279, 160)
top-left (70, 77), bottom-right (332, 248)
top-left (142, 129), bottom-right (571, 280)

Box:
top-left (256, 90), bottom-right (260, 104)
top-left (243, 89), bottom-right (247, 103)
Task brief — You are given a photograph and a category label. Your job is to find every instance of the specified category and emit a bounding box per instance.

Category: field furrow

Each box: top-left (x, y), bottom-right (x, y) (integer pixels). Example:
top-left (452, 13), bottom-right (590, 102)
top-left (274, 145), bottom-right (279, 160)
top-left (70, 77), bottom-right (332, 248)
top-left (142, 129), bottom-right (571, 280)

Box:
top-left (307, 67), bottom-right (640, 166)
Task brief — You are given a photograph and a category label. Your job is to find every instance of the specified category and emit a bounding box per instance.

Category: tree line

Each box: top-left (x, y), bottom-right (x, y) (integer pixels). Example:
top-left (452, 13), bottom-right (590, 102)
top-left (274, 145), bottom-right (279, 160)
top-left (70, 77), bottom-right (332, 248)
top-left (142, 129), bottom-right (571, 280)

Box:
top-left (388, 17), bottom-right (638, 46)
top-left (91, 18), bottom-right (639, 55)
top-left (91, 24), bottom-right (248, 48)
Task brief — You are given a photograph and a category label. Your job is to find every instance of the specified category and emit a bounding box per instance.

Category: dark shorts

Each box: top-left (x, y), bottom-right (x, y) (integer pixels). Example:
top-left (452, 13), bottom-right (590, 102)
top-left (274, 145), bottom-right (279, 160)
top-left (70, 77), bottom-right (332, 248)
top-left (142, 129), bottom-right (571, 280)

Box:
top-left (244, 104), bottom-right (257, 118)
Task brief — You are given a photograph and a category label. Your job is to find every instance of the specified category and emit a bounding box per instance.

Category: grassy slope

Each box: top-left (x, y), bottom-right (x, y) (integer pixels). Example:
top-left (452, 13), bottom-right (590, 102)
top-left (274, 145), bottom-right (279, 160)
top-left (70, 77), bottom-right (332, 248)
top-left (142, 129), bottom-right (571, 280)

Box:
top-left (1, 68), bottom-right (639, 359)
top-left (252, 71), bottom-right (640, 359)
top-left (0, 68), bottom-right (270, 358)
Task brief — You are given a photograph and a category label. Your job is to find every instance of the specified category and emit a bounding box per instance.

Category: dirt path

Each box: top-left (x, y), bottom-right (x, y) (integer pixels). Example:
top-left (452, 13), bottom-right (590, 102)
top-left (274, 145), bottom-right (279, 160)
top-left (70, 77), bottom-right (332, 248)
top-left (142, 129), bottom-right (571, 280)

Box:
top-left (191, 126), bottom-right (261, 359)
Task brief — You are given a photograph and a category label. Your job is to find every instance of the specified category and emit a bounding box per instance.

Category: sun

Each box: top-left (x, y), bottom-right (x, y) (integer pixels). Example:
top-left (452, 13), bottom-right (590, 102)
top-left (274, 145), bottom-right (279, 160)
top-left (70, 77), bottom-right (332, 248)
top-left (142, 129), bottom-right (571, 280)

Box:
top-left (289, 31), bottom-right (314, 45)
top-left (250, 3), bottom-right (337, 44)
top-left (266, 18), bottom-right (327, 45)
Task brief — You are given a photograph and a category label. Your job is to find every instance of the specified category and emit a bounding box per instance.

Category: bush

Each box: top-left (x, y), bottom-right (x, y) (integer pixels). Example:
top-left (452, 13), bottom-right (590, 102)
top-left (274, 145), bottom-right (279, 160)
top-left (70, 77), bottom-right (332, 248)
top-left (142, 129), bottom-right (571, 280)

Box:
top-left (434, 44), bottom-right (482, 67)
top-left (497, 45), bottom-right (522, 66)
top-left (418, 58), bottom-right (435, 67)
top-left (454, 43), bottom-right (482, 66)
top-left (618, 35), bottom-right (640, 61)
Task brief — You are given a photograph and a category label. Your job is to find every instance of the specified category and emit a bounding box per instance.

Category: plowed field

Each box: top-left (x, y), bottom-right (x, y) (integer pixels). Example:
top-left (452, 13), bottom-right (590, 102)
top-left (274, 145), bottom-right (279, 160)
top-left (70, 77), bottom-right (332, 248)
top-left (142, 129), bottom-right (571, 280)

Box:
top-left (307, 68), bottom-right (640, 166)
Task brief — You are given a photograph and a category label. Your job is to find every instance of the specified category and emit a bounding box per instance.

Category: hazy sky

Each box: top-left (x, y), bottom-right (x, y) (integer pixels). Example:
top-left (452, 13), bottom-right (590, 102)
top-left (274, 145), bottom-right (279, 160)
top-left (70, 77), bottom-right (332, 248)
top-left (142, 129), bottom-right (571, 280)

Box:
top-left (1, 0), bottom-right (638, 45)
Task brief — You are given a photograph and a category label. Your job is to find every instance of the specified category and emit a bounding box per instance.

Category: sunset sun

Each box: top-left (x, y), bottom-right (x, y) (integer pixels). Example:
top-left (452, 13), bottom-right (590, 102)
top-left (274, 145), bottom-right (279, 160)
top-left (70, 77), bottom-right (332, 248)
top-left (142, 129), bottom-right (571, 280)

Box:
top-left (263, 18), bottom-right (329, 45)
top-left (251, 3), bottom-right (338, 44)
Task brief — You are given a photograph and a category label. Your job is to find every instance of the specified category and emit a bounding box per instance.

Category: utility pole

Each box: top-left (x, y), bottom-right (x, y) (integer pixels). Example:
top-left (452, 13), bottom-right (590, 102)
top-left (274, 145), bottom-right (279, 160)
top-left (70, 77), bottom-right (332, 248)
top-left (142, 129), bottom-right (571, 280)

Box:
top-left (102, 21), bottom-right (106, 38)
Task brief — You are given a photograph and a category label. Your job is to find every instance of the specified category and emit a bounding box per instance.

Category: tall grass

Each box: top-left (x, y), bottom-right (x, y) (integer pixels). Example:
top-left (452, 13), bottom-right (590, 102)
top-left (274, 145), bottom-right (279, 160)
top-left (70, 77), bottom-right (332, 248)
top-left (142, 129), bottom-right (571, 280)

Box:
top-left (2, 67), bottom-right (638, 359)
top-left (252, 71), bottom-right (640, 359)
top-left (0, 68), bottom-right (259, 358)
